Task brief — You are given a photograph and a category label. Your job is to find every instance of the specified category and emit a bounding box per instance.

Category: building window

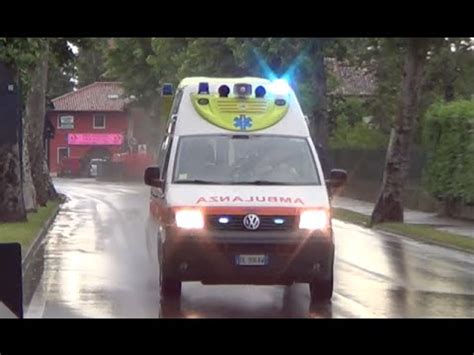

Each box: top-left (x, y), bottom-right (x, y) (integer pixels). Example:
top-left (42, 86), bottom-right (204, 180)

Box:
top-left (57, 147), bottom-right (69, 164)
top-left (58, 115), bottom-right (74, 129)
top-left (93, 114), bottom-right (106, 129)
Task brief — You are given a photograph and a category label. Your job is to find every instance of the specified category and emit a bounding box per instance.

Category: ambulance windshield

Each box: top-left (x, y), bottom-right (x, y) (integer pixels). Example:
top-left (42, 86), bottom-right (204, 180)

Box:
top-left (173, 135), bottom-right (321, 185)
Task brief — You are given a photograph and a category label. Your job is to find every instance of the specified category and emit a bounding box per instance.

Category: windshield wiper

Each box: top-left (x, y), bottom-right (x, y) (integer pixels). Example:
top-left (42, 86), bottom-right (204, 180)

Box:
top-left (231, 180), bottom-right (293, 185)
top-left (175, 179), bottom-right (226, 185)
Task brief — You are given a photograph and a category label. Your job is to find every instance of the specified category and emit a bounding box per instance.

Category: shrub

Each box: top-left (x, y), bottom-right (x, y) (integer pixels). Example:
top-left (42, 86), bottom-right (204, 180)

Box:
top-left (423, 100), bottom-right (474, 204)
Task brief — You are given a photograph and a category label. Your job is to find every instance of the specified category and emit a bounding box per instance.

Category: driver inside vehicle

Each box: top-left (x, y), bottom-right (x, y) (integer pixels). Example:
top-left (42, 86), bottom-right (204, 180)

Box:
top-left (244, 142), bottom-right (301, 183)
top-left (178, 140), bottom-right (217, 181)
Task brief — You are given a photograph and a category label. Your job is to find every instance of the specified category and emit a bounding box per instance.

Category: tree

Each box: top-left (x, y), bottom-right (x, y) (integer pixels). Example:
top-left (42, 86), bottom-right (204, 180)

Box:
top-left (0, 38), bottom-right (46, 220)
top-left (76, 38), bottom-right (110, 87)
top-left (47, 59), bottom-right (75, 101)
top-left (4, 38), bottom-right (80, 210)
top-left (25, 40), bottom-right (53, 206)
top-left (370, 38), bottom-right (431, 224)
top-left (106, 38), bottom-right (163, 149)
top-left (0, 140), bottom-right (26, 222)
top-left (422, 38), bottom-right (474, 103)
top-left (104, 38), bottom-right (341, 151)
top-left (28, 38), bottom-right (84, 205)
top-left (107, 38), bottom-right (159, 105)
top-left (308, 39), bottom-right (329, 148)
top-left (21, 99), bottom-right (37, 212)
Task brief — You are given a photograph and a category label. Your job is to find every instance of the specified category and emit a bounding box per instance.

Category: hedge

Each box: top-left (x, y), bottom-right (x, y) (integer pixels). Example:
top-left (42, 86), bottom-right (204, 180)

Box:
top-left (423, 100), bottom-right (474, 204)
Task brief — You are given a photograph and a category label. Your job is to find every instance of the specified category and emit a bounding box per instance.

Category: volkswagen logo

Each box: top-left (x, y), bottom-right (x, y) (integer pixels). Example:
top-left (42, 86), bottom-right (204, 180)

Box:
top-left (243, 214), bottom-right (260, 230)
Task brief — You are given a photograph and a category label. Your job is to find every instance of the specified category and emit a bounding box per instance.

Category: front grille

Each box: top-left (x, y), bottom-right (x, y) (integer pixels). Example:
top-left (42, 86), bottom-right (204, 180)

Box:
top-left (216, 99), bottom-right (268, 114)
top-left (206, 215), bottom-right (296, 231)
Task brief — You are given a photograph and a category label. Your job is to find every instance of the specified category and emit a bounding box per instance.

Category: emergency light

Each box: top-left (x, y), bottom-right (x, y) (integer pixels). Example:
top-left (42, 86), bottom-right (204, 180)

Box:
top-left (162, 83), bottom-right (174, 96)
top-left (233, 83), bottom-right (252, 97)
top-left (255, 85), bottom-right (266, 98)
top-left (198, 82), bottom-right (210, 95)
top-left (269, 79), bottom-right (291, 96)
top-left (218, 85), bottom-right (230, 98)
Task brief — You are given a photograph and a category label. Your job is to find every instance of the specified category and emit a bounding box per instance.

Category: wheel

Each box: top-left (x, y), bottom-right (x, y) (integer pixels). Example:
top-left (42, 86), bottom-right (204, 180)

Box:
top-left (161, 277), bottom-right (182, 298)
top-left (309, 276), bottom-right (333, 304)
top-left (158, 239), bottom-right (181, 300)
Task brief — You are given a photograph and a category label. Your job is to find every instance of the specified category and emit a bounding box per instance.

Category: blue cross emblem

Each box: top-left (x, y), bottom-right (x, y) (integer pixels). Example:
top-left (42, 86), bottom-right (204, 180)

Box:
top-left (233, 115), bottom-right (253, 131)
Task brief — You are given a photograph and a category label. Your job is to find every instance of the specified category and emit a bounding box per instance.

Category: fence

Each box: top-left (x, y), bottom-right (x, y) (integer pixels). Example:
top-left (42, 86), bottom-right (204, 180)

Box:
top-left (328, 148), bottom-right (439, 212)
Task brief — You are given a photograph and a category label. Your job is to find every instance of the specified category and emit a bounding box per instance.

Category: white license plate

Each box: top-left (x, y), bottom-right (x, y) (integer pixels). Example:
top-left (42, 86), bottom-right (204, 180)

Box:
top-left (235, 254), bottom-right (269, 266)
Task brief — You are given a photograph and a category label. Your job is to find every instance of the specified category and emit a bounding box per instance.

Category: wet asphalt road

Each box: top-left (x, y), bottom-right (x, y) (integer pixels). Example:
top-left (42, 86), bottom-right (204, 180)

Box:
top-left (24, 178), bottom-right (474, 318)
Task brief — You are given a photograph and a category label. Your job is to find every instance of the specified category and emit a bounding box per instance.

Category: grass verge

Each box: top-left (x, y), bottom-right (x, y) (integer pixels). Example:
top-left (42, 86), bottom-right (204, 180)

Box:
top-left (0, 201), bottom-right (60, 252)
top-left (332, 207), bottom-right (474, 253)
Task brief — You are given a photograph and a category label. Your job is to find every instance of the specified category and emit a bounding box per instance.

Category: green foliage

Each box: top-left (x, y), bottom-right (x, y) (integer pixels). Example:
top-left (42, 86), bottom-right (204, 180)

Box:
top-left (106, 38), bottom-right (159, 106)
top-left (105, 38), bottom-right (330, 116)
top-left (0, 201), bottom-right (59, 252)
top-left (329, 119), bottom-right (388, 149)
top-left (76, 38), bottom-right (110, 87)
top-left (328, 97), bottom-right (388, 149)
top-left (423, 38), bottom-right (474, 101)
top-left (0, 38), bottom-right (45, 102)
top-left (423, 100), bottom-right (474, 203)
top-left (1, 38), bottom-right (79, 103)
top-left (47, 61), bottom-right (76, 101)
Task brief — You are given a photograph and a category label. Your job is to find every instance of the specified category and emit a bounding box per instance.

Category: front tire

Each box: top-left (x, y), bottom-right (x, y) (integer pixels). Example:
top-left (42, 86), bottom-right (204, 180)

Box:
top-left (309, 276), bottom-right (333, 304)
top-left (158, 239), bottom-right (182, 300)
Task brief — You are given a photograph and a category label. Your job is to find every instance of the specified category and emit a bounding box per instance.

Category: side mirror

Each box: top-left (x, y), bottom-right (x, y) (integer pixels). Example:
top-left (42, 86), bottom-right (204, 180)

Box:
top-left (327, 169), bottom-right (347, 189)
top-left (144, 166), bottom-right (163, 189)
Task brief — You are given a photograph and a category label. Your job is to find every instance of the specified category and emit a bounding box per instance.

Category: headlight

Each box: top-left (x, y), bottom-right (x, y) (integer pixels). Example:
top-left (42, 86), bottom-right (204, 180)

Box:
top-left (175, 209), bottom-right (204, 229)
top-left (299, 209), bottom-right (329, 230)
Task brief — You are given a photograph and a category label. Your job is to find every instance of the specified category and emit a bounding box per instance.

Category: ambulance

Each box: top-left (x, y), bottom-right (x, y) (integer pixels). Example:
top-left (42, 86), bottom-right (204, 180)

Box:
top-left (145, 77), bottom-right (347, 305)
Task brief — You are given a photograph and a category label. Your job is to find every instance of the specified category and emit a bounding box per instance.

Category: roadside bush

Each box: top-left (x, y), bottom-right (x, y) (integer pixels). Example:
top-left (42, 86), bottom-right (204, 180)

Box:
top-left (328, 96), bottom-right (388, 149)
top-left (329, 119), bottom-right (388, 149)
top-left (423, 100), bottom-right (474, 204)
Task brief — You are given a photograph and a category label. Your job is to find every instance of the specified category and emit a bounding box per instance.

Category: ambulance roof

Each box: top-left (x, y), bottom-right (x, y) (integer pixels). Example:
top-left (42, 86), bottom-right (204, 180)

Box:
top-left (173, 77), bottom-right (310, 138)
top-left (178, 77), bottom-right (271, 88)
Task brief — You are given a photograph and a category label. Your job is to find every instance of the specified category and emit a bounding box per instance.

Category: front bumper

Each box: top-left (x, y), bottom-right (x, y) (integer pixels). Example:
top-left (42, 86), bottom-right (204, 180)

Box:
top-left (161, 228), bottom-right (334, 285)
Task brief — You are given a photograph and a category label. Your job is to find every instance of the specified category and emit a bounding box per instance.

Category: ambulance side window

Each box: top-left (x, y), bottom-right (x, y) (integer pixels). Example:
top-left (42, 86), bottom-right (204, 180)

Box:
top-left (170, 88), bottom-right (183, 116)
top-left (159, 135), bottom-right (173, 183)
top-left (157, 137), bottom-right (168, 177)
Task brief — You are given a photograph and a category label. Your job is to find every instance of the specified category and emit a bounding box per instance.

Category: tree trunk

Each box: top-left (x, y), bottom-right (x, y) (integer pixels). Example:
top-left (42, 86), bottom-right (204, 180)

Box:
top-left (22, 113), bottom-right (37, 212)
top-left (26, 41), bottom-right (57, 206)
top-left (0, 143), bottom-right (27, 222)
top-left (43, 156), bottom-right (58, 198)
top-left (370, 39), bottom-right (428, 225)
top-left (443, 78), bottom-right (455, 102)
top-left (0, 64), bottom-right (26, 222)
top-left (309, 39), bottom-right (329, 149)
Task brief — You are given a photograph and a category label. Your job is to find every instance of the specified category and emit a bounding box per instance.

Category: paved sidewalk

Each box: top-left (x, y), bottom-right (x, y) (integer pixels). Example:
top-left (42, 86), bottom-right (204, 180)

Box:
top-left (332, 196), bottom-right (474, 239)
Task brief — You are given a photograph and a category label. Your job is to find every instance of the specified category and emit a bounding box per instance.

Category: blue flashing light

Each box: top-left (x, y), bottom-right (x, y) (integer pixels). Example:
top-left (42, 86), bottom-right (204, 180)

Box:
top-left (162, 83), bottom-right (174, 96)
top-left (269, 79), bottom-right (291, 96)
top-left (274, 218), bottom-right (285, 225)
top-left (218, 217), bottom-right (230, 224)
top-left (255, 85), bottom-right (266, 98)
top-left (198, 82), bottom-right (210, 95)
top-left (218, 85), bottom-right (230, 97)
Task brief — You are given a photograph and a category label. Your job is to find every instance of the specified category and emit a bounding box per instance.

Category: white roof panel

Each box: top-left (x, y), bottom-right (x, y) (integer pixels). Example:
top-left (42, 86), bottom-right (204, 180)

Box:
top-left (174, 77), bottom-right (310, 137)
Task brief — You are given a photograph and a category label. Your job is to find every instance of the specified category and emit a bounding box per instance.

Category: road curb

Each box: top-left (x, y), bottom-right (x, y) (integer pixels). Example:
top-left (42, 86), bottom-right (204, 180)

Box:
top-left (22, 203), bottom-right (61, 271)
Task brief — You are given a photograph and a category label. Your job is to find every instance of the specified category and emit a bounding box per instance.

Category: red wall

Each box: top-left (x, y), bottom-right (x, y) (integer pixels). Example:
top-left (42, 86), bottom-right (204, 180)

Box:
top-left (47, 111), bottom-right (128, 173)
